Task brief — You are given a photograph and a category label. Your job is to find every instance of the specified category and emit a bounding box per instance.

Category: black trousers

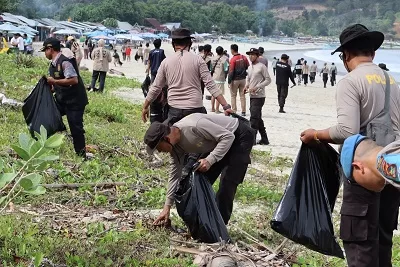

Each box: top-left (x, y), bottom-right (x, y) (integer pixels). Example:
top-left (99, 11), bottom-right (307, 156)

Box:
top-left (310, 72), bottom-right (316, 83)
top-left (165, 106), bottom-right (207, 126)
top-left (302, 74), bottom-right (309, 85)
top-left (273, 68), bottom-right (276, 76)
top-left (90, 70), bottom-right (107, 92)
top-left (323, 73), bottom-right (328, 88)
top-left (205, 120), bottom-right (254, 224)
top-left (340, 181), bottom-right (400, 267)
top-left (331, 73), bottom-right (336, 86)
top-left (276, 84), bottom-right (289, 108)
top-left (149, 74), bottom-right (168, 123)
top-left (60, 105), bottom-right (86, 155)
top-left (250, 98), bottom-right (265, 134)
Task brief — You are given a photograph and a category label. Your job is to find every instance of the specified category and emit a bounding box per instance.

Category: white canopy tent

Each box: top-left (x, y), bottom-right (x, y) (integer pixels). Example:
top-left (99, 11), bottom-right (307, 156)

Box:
top-left (53, 29), bottom-right (80, 35)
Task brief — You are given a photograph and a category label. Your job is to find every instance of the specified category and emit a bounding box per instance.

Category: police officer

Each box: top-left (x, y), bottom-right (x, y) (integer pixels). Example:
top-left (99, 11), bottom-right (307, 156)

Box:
top-left (300, 24), bottom-right (400, 267)
top-left (142, 28), bottom-right (232, 126)
top-left (40, 38), bottom-right (88, 157)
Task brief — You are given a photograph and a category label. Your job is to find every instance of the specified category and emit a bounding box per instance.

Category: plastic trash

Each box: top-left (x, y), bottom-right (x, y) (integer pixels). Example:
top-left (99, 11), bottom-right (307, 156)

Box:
top-left (22, 77), bottom-right (66, 137)
top-left (270, 143), bottom-right (344, 258)
top-left (141, 75), bottom-right (151, 97)
top-left (175, 162), bottom-right (230, 243)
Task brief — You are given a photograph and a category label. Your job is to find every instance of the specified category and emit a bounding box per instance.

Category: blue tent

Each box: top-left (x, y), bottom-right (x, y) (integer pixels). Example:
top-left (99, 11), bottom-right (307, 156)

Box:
top-left (157, 33), bottom-right (169, 38)
top-left (139, 32), bottom-right (159, 39)
top-left (84, 30), bottom-right (109, 37)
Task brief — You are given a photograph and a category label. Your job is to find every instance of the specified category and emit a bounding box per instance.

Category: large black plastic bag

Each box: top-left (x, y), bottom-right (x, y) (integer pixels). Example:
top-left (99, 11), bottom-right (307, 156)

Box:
top-left (141, 75), bottom-right (151, 97)
top-left (270, 143), bottom-right (344, 259)
top-left (175, 167), bottom-right (230, 243)
top-left (22, 77), bottom-right (66, 137)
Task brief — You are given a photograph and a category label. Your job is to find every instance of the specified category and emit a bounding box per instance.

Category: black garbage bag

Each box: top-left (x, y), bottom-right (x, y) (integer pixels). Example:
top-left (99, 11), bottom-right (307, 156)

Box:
top-left (175, 163), bottom-right (230, 243)
top-left (141, 75), bottom-right (151, 97)
top-left (270, 143), bottom-right (344, 259)
top-left (22, 77), bottom-right (66, 137)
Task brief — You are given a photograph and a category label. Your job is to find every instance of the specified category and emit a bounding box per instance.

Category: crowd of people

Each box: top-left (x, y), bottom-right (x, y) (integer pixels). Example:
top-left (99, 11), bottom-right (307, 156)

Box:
top-left (13, 22), bottom-right (400, 267)
top-left (0, 32), bottom-right (33, 54)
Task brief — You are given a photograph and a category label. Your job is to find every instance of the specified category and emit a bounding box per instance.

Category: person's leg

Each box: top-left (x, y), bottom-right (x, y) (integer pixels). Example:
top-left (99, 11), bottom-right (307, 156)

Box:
top-left (273, 68), bottom-right (276, 76)
top-left (211, 96), bottom-right (216, 112)
top-left (230, 81), bottom-right (239, 113)
top-left (98, 71), bottom-right (106, 93)
top-left (90, 70), bottom-right (100, 90)
top-left (340, 182), bottom-right (380, 267)
top-left (378, 184), bottom-right (400, 267)
top-left (257, 98), bottom-right (268, 144)
top-left (238, 79), bottom-right (246, 115)
top-left (215, 83), bottom-right (224, 113)
top-left (279, 85), bottom-right (288, 113)
top-left (65, 107), bottom-right (86, 156)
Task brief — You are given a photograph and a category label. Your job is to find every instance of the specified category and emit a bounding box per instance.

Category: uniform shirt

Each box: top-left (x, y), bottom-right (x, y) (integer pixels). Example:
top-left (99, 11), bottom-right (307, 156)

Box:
top-left (258, 56), bottom-right (268, 68)
top-left (146, 50), bottom-right (221, 109)
top-left (50, 53), bottom-right (77, 78)
top-left (246, 62), bottom-right (271, 98)
top-left (275, 61), bottom-right (296, 86)
top-left (211, 55), bottom-right (229, 83)
top-left (330, 65), bottom-right (338, 75)
top-left (329, 63), bottom-right (400, 144)
top-left (310, 64), bottom-right (318, 73)
top-left (272, 59), bottom-right (278, 68)
top-left (165, 113), bottom-right (239, 205)
top-left (321, 66), bottom-right (329, 74)
top-left (137, 47), bottom-right (143, 56)
top-left (376, 140), bottom-right (400, 188)
top-left (92, 47), bottom-right (112, 72)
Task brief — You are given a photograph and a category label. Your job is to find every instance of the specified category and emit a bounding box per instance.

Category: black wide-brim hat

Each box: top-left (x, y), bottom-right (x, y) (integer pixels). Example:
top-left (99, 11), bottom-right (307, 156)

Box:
top-left (331, 24), bottom-right (384, 55)
top-left (171, 28), bottom-right (195, 39)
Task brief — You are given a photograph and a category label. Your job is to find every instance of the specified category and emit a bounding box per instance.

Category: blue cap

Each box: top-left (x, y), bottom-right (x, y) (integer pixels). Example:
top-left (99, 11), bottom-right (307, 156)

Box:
top-left (340, 134), bottom-right (368, 181)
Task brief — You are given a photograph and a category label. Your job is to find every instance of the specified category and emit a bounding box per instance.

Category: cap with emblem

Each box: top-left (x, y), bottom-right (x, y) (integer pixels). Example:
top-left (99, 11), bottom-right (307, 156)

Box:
top-left (331, 24), bottom-right (384, 55)
top-left (340, 134), bottom-right (368, 181)
top-left (144, 122), bottom-right (171, 155)
top-left (39, 38), bottom-right (61, 52)
top-left (246, 48), bottom-right (260, 55)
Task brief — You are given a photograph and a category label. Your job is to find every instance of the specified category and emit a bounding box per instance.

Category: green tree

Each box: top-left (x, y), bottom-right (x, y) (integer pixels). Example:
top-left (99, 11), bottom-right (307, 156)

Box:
top-left (103, 18), bottom-right (118, 28)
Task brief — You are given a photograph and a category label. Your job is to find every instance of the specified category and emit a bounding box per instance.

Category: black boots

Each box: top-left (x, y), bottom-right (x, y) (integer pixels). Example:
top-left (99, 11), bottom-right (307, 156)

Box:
top-left (279, 106), bottom-right (286, 113)
top-left (257, 129), bottom-right (269, 145)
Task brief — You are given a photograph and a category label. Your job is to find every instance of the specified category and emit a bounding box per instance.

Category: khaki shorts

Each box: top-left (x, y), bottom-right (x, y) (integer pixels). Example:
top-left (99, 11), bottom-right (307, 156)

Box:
top-left (216, 83), bottom-right (225, 95)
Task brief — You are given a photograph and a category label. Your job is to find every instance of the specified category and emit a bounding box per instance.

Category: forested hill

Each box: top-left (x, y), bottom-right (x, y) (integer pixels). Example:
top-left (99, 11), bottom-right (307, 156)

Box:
top-left (2, 0), bottom-right (400, 37)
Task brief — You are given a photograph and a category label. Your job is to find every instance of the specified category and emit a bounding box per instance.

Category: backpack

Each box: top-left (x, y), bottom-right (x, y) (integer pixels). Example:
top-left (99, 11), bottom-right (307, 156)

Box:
top-left (361, 71), bottom-right (396, 146)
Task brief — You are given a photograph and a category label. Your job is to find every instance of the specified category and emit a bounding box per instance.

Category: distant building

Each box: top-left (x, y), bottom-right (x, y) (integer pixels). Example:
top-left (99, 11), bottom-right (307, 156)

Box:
top-left (144, 18), bottom-right (167, 33)
top-left (117, 21), bottom-right (134, 31)
top-left (162, 23), bottom-right (181, 31)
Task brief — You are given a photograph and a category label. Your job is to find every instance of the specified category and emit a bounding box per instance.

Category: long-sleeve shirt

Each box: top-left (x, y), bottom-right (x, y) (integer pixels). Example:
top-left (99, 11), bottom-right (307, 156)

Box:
top-left (302, 65), bottom-right (310, 75)
top-left (146, 50), bottom-right (221, 109)
top-left (328, 63), bottom-right (400, 144)
top-left (310, 64), bottom-right (318, 73)
top-left (275, 61), bottom-right (296, 86)
top-left (165, 113), bottom-right (239, 205)
top-left (246, 62), bottom-right (271, 98)
top-left (228, 53), bottom-right (249, 84)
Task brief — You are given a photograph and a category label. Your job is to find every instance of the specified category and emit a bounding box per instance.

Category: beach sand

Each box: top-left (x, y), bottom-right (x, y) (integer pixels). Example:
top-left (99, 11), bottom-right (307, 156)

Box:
top-left (78, 39), bottom-right (339, 159)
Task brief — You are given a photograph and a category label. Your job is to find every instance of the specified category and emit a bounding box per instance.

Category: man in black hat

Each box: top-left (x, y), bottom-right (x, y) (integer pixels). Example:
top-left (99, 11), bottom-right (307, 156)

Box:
top-left (245, 48), bottom-right (271, 145)
top-left (40, 38), bottom-right (88, 157)
top-left (300, 24), bottom-right (400, 267)
top-left (275, 54), bottom-right (296, 113)
top-left (144, 113), bottom-right (254, 226)
top-left (142, 28), bottom-right (232, 125)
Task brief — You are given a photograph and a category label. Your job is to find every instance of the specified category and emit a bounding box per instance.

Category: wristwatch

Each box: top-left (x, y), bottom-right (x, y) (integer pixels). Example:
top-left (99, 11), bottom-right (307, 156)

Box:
top-left (222, 104), bottom-right (231, 111)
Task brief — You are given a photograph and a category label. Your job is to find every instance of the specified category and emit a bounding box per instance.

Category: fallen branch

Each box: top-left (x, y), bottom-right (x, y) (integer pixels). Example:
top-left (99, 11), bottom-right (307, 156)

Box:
top-left (234, 226), bottom-right (276, 255)
top-left (171, 245), bottom-right (202, 255)
top-left (274, 238), bottom-right (289, 255)
top-left (41, 182), bottom-right (146, 190)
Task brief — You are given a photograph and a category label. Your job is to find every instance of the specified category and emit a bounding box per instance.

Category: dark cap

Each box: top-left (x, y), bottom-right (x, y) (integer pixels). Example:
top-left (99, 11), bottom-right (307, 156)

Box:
top-left (378, 63), bottom-right (389, 71)
top-left (331, 24), bottom-right (384, 55)
top-left (143, 122), bottom-right (171, 155)
top-left (258, 47), bottom-right (265, 54)
top-left (281, 53), bottom-right (289, 60)
top-left (171, 28), bottom-right (193, 39)
top-left (39, 37), bottom-right (61, 52)
top-left (246, 48), bottom-right (259, 55)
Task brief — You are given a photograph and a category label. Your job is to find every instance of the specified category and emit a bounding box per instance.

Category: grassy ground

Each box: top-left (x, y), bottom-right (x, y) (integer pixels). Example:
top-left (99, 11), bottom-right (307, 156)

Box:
top-left (0, 54), bottom-right (399, 266)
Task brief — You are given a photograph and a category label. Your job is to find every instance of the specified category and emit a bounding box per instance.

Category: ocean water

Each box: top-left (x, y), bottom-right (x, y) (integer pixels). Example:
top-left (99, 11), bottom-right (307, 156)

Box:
top-left (266, 49), bottom-right (400, 82)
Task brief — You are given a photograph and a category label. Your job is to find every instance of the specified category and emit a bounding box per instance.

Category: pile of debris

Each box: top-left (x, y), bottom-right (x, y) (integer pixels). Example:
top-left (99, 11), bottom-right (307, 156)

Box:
top-left (0, 93), bottom-right (23, 107)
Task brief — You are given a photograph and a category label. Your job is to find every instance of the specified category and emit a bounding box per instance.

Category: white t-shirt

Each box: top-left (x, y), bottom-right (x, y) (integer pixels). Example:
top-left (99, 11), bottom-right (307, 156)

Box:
top-left (17, 37), bottom-right (24, 51)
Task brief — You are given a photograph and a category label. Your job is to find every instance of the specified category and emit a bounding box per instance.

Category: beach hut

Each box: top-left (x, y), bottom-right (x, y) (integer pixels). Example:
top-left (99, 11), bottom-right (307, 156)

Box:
top-left (53, 29), bottom-right (80, 35)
